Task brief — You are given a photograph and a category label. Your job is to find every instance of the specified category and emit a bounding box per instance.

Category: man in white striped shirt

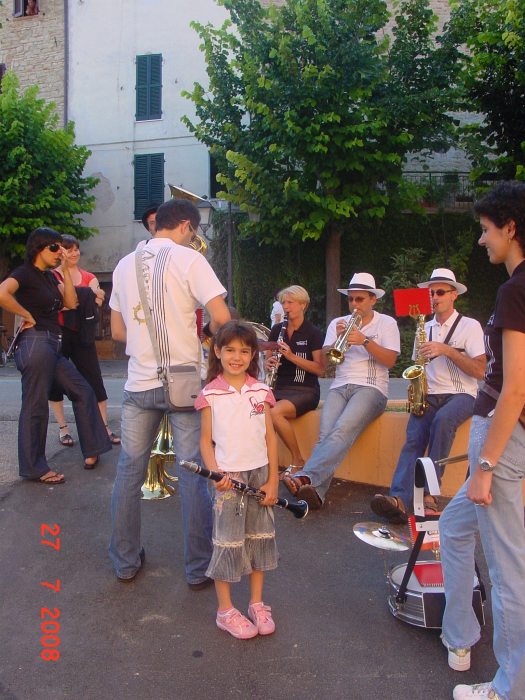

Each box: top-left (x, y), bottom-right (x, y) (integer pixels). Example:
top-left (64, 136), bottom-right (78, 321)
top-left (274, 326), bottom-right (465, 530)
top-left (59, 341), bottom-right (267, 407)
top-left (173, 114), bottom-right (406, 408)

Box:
top-left (371, 268), bottom-right (486, 524)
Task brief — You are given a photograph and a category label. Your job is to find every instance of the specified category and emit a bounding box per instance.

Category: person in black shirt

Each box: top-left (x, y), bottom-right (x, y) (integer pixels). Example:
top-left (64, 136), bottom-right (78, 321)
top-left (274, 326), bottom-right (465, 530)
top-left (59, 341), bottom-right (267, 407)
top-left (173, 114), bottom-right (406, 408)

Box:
top-left (265, 286), bottom-right (324, 474)
top-left (439, 182), bottom-right (525, 700)
top-left (0, 228), bottom-right (111, 483)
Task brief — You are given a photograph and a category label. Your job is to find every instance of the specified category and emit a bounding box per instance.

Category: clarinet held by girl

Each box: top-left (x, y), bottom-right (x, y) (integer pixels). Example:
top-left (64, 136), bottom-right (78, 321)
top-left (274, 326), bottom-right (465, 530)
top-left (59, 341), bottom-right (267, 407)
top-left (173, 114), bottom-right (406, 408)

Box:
top-left (195, 320), bottom-right (279, 640)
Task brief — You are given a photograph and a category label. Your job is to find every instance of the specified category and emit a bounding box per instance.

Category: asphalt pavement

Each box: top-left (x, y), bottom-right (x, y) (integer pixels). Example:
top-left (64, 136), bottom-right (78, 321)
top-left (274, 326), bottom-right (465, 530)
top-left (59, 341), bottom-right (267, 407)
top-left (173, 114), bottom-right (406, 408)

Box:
top-left (0, 361), bottom-right (495, 700)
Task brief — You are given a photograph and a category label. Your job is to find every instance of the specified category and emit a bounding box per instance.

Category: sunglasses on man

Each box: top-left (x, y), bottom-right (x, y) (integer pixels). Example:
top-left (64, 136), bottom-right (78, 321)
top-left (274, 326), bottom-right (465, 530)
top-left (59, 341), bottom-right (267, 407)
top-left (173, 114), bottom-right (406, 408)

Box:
top-left (430, 289), bottom-right (455, 297)
top-left (45, 243), bottom-right (61, 253)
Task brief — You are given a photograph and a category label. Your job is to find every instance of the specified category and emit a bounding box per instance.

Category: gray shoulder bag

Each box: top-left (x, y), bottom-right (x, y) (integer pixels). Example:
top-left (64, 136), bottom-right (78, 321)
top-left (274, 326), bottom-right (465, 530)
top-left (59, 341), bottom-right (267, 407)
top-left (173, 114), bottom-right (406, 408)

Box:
top-left (135, 250), bottom-right (201, 411)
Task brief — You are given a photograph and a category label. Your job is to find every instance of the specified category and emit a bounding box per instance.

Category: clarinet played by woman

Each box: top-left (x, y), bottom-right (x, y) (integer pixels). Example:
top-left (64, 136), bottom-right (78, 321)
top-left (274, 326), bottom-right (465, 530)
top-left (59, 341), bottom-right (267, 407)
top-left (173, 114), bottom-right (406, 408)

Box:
top-left (264, 286), bottom-right (324, 477)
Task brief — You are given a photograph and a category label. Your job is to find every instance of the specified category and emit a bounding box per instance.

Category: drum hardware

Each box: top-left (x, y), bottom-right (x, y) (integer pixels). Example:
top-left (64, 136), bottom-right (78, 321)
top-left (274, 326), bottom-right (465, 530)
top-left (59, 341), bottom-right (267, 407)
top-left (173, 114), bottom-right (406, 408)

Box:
top-left (354, 454), bottom-right (484, 629)
top-left (353, 522), bottom-right (410, 552)
top-left (141, 414), bottom-right (178, 500)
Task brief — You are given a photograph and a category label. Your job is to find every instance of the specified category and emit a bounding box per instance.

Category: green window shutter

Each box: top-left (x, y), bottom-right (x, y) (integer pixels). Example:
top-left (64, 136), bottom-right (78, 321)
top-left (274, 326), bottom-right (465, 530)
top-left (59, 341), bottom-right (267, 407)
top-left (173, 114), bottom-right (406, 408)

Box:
top-left (134, 154), bottom-right (164, 219)
top-left (149, 54), bottom-right (162, 119)
top-left (136, 54), bottom-right (162, 120)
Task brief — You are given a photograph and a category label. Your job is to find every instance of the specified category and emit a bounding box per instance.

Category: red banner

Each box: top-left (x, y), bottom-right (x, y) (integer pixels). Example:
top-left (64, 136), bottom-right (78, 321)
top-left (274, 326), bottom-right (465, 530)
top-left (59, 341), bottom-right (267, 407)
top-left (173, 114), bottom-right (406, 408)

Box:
top-left (393, 288), bottom-right (432, 317)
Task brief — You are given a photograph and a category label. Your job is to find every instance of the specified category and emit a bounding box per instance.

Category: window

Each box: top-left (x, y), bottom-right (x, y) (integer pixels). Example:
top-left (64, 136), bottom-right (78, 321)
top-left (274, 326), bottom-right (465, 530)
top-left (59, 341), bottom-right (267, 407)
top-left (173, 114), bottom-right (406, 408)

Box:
top-left (134, 154), bottom-right (165, 220)
top-left (13, 0), bottom-right (39, 17)
top-left (136, 54), bottom-right (162, 121)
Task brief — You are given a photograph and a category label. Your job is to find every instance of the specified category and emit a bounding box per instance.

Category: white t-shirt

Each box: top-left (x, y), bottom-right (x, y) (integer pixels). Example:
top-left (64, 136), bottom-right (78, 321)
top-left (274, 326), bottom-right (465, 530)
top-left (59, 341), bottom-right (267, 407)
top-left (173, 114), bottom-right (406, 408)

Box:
top-left (416, 311), bottom-right (485, 398)
top-left (110, 238), bottom-right (226, 391)
top-left (325, 311), bottom-right (400, 397)
top-left (270, 300), bottom-right (284, 327)
top-left (195, 374), bottom-right (276, 472)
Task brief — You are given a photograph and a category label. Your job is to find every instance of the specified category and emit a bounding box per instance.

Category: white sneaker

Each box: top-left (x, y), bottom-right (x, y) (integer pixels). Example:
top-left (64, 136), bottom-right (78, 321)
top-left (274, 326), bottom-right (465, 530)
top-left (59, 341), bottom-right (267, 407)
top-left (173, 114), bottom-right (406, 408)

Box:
top-left (453, 682), bottom-right (501, 699)
top-left (441, 635), bottom-right (471, 671)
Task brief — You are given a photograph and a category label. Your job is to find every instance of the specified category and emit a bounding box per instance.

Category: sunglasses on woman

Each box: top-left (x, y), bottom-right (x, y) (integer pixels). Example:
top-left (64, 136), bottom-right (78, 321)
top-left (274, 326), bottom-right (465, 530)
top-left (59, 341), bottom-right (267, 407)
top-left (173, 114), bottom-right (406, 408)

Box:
top-left (46, 243), bottom-right (61, 253)
top-left (430, 289), bottom-right (455, 297)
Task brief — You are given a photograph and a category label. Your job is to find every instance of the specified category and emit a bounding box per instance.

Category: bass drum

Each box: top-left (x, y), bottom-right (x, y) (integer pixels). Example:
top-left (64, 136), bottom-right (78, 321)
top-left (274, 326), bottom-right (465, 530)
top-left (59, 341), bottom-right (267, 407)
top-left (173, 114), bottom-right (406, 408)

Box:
top-left (387, 561), bottom-right (484, 629)
top-left (246, 322), bottom-right (271, 382)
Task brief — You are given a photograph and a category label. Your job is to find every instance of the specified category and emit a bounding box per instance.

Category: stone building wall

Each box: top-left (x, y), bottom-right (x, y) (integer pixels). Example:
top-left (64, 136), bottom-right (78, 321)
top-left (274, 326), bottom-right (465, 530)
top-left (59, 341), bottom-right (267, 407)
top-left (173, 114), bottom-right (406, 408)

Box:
top-left (0, 0), bottom-right (65, 121)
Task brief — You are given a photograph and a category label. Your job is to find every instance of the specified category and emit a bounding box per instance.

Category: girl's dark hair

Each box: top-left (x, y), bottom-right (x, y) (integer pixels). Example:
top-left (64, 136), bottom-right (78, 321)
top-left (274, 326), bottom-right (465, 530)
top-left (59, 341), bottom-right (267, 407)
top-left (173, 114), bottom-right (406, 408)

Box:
top-left (207, 320), bottom-right (260, 383)
top-left (25, 227), bottom-right (62, 263)
top-left (474, 181), bottom-right (525, 255)
top-left (61, 234), bottom-right (80, 249)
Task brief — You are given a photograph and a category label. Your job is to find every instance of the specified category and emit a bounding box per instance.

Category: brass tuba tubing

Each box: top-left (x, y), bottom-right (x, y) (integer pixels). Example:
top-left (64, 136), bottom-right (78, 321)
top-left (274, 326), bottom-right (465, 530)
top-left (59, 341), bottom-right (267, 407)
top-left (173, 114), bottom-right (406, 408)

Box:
top-left (179, 460), bottom-right (309, 519)
top-left (141, 414), bottom-right (178, 500)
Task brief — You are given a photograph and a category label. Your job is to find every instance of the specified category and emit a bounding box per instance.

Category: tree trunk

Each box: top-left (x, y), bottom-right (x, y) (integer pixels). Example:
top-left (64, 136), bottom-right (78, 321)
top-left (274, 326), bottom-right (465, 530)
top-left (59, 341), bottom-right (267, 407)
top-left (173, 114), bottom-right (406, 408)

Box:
top-left (325, 224), bottom-right (342, 324)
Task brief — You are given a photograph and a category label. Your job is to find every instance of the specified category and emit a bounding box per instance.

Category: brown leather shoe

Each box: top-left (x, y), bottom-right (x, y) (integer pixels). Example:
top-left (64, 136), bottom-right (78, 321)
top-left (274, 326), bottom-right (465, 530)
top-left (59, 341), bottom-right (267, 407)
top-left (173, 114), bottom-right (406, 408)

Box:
top-left (370, 494), bottom-right (408, 525)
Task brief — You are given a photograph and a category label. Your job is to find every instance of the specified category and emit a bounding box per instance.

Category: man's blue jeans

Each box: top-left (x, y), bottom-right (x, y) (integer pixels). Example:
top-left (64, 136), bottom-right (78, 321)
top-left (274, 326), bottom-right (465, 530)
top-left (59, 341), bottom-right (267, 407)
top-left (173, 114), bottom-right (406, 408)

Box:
top-left (15, 329), bottom-right (111, 479)
top-left (441, 415), bottom-right (525, 699)
top-left (109, 387), bottom-right (213, 583)
top-left (389, 393), bottom-right (474, 509)
top-left (295, 384), bottom-right (387, 502)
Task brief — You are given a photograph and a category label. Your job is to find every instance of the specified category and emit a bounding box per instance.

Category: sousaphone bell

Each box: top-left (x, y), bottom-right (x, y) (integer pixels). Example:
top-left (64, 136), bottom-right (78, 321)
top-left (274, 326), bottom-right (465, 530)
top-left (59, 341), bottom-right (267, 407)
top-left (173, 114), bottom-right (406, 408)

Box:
top-left (141, 414), bottom-right (178, 500)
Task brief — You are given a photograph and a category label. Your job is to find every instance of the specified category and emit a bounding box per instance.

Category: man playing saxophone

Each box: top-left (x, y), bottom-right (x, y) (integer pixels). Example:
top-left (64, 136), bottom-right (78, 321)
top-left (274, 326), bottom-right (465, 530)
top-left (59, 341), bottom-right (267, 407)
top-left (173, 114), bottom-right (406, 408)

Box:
top-left (371, 268), bottom-right (486, 524)
top-left (283, 273), bottom-right (400, 509)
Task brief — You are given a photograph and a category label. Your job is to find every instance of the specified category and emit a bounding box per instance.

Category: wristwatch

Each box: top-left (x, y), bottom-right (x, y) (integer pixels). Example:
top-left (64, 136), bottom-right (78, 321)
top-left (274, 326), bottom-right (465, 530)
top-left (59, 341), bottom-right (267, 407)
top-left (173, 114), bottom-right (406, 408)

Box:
top-left (478, 457), bottom-right (495, 472)
top-left (363, 338), bottom-right (370, 348)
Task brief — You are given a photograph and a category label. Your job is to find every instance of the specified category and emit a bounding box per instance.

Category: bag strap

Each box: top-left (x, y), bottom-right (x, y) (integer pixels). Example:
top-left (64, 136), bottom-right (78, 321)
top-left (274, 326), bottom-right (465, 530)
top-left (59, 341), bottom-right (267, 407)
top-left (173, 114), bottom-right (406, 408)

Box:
top-left (429, 313), bottom-right (463, 344)
top-left (134, 249), bottom-right (201, 385)
top-left (135, 250), bottom-right (166, 385)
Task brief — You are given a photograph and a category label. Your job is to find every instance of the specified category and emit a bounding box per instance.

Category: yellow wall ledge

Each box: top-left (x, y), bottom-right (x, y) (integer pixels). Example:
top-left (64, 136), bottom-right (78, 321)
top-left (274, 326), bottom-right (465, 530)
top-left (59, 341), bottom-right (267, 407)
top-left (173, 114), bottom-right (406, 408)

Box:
top-left (278, 401), bottom-right (525, 500)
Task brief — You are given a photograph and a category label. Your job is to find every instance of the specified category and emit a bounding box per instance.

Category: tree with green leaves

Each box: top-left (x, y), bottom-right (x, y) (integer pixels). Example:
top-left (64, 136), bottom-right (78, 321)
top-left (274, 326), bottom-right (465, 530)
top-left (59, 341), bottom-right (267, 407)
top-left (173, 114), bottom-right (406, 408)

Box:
top-left (443, 0), bottom-right (525, 180)
top-left (184, 0), bottom-right (459, 320)
top-left (0, 72), bottom-right (98, 278)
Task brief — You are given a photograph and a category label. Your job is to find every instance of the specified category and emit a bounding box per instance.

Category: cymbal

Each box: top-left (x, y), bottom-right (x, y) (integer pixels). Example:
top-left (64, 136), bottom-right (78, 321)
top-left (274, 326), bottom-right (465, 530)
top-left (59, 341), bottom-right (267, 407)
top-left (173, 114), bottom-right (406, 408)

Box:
top-left (353, 521), bottom-right (410, 552)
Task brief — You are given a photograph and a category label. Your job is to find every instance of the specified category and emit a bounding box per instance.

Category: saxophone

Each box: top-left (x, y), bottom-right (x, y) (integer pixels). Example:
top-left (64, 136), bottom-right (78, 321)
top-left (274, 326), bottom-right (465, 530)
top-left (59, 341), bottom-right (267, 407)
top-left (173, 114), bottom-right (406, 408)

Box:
top-left (402, 314), bottom-right (429, 416)
top-left (326, 310), bottom-right (363, 365)
top-left (266, 313), bottom-right (288, 388)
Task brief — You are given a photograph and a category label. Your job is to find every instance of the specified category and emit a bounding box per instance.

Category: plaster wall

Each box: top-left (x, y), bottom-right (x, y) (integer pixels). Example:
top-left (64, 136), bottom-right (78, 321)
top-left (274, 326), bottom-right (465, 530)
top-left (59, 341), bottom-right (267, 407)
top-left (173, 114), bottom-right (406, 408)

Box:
top-left (67, 0), bottom-right (229, 277)
top-left (0, 0), bottom-right (65, 120)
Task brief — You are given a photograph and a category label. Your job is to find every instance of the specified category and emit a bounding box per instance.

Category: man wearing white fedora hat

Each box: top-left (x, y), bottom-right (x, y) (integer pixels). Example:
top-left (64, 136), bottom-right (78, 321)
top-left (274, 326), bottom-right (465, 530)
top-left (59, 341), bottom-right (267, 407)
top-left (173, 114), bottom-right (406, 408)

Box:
top-left (371, 268), bottom-right (486, 524)
top-left (283, 272), bottom-right (400, 509)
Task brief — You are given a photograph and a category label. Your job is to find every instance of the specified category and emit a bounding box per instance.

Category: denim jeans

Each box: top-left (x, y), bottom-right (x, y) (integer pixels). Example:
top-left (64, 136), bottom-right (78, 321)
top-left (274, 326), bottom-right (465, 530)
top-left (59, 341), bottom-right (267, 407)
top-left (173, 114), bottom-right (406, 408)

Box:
top-left (109, 387), bottom-right (213, 583)
top-left (15, 329), bottom-right (111, 479)
top-left (441, 415), bottom-right (525, 699)
top-left (389, 393), bottom-right (474, 509)
top-left (295, 384), bottom-right (387, 502)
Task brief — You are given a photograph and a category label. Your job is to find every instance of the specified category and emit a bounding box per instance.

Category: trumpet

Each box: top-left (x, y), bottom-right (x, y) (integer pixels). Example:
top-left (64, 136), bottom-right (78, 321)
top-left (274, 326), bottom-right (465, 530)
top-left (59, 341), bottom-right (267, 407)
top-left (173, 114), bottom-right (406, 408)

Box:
top-left (326, 310), bottom-right (362, 365)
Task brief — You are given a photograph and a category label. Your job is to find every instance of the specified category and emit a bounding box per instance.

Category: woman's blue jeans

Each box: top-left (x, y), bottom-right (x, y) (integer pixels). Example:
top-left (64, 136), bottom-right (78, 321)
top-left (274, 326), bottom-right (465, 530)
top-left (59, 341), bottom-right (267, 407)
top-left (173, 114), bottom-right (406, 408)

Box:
top-left (109, 387), bottom-right (213, 584)
top-left (441, 415), bottom-right (525, 699)
top-left (15, 329), bottom-right (111, 479)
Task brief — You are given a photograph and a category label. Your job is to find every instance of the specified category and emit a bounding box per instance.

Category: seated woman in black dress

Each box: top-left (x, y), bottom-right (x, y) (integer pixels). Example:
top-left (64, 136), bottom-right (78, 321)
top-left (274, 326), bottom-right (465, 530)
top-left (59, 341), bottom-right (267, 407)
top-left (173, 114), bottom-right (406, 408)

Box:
top-left (265, 285), bottom-right (324, 475)
top-left (0, 228), bottom-right (111, 483)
